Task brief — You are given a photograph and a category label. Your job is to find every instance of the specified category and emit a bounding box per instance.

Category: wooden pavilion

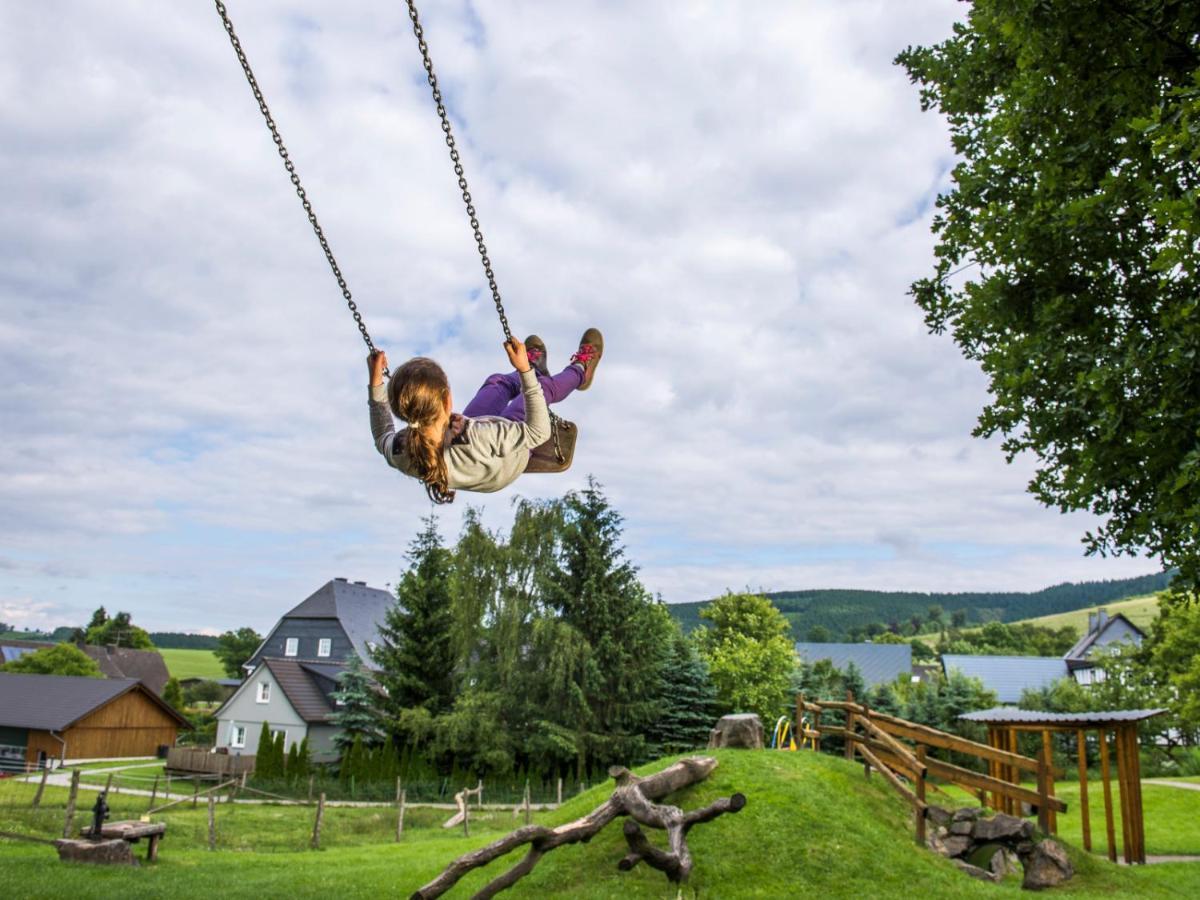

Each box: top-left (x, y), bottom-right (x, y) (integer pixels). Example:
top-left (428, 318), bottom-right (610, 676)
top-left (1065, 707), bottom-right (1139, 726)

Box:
top-left (960, 707), bottom-right (1165, 865)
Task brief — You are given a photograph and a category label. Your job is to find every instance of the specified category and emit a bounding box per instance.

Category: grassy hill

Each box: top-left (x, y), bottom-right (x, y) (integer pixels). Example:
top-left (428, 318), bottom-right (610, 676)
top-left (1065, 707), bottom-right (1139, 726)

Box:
top-left (1, 751), bottom-right (1197, 897)
top-left (668, 571), bottom-right (1174, 639)
top-left (1011, 593), bottom-right (1162, 633)
top-left (158, 647), bottom-right (226, 680)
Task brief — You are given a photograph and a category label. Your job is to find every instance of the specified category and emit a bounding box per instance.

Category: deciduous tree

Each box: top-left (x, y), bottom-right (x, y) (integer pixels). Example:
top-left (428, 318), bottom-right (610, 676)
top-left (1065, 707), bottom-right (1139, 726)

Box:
top-left (0, 643), bottom-right (103, 677)
top-left (214, 627), bottom-right (263, 678)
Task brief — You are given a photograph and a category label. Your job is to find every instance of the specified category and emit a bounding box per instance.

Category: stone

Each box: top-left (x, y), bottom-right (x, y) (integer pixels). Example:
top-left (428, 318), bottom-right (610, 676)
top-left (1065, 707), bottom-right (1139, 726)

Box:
top-left (952, 807), bottom-right (981, 823)
top-left (926, 805), bottom-right (953, 828)
top-left (926, 832), bottom-right (949, 857)
top-left (973, 813), bottom-right (1034, 842)
top-left (942, 835), bottom-right (973, 858)
top-left (706, 714), bottom-right (764, 750)
top-left (54, 839), bottom-right (137, 866)
top-left (1021, 840), bottom-right (1074, 891)
top-left (952, 859), bottom-right (999, 883)
top-left (949, 820), bottom-right (974, 836)
top-left (991, 849), bottom-right (1020, 878)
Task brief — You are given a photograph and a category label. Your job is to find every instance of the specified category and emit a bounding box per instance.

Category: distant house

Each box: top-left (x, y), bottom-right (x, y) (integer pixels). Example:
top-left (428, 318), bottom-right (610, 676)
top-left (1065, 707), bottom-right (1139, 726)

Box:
top-left (0, 673), bottom-right (189, 771)
top-left (243, 578), bottom-right (395, 673)
top-left (1064, 609), bottom-right (1146, 686)
top-left (0, 639), bottom-right (171, 695)
top-left (794, 642), bottom-right (913, 688)
top-left (214, 659), bottom-right (345, 761)
top-left (940, 655), bottom-right (1068, 704)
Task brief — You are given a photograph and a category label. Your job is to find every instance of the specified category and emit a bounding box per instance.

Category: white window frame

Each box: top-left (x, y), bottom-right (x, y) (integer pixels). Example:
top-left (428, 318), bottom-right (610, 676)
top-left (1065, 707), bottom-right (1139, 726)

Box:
top-left (271, 728), bottom-right (288, 748)
top-left (230, 724), bottom-right (246, 749)
top-left (317, 638), bottom-right (332, 658)
top-left (256, 681), bottom-right (271, 704)
top-left (284, 637), bottom-right (299, 657)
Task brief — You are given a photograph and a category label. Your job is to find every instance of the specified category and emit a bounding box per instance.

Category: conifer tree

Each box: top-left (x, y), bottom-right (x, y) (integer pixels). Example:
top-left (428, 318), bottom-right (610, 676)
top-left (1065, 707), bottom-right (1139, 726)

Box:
top-left (374, 517), bottom-right (457, 718)
top-left (285, 739), bottom-right (299, 782)
top-left (294, 736), bottom-right (311, 781)
top-left (255, 721), bottom-right (275, 778)
top-left (330, 652), bottom-right (384, 752)
top-left (647, 631), bottom-right (718, 754)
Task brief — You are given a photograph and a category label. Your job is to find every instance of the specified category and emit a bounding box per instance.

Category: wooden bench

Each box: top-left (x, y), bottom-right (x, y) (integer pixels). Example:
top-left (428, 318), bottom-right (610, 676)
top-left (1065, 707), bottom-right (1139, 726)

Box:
top-left (81, 820), bottom-right (167, 862)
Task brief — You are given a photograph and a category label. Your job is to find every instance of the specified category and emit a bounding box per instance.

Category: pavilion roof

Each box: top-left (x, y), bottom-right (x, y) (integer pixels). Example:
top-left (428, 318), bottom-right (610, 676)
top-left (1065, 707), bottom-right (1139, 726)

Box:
top-left (959, 707), bottom-right (1166, 726)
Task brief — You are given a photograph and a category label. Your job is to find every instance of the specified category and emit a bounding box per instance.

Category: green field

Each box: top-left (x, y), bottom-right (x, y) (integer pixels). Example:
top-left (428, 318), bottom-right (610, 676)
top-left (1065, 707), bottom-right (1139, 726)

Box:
top-left (1012, 593), bottom-right (1163, 633)
top-left (2, 752), bottom-right (1199, 898)
top-left (157, 648), bottom-right (225, 680)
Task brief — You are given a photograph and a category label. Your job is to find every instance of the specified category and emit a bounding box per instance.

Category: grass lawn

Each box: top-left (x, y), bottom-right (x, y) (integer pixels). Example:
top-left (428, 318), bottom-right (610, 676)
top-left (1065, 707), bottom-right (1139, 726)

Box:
top-left (3, 752), bottom-right (1199, 898)
top-left (157, 648), bottom-right (226, 681)
top-left (1012, 593), bottom-right (1162, 632)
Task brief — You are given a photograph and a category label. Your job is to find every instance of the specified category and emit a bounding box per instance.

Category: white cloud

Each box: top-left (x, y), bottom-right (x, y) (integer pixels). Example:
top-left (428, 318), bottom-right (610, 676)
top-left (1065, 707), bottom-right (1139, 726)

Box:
top-left (0, 1), bottom-right (1159, 633)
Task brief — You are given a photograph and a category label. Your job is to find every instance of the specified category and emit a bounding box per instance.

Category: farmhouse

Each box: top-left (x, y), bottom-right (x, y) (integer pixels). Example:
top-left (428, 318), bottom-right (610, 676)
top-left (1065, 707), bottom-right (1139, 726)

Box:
top-left (0, 673), bottom-right (189, 771)
top-left (0, 638), bottom-right (171, 694)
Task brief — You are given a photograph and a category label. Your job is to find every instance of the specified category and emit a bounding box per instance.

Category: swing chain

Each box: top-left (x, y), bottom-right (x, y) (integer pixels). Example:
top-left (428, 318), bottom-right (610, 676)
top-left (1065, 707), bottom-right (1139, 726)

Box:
top-left (404, 0), bottom-right (512, 344)
top-left (213, 1), bottom-right (387, 376)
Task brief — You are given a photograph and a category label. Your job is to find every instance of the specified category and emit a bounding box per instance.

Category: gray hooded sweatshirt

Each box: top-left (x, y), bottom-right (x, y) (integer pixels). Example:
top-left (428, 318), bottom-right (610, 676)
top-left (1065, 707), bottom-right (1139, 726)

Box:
top-left (368, 368), bottom-right (550, 493)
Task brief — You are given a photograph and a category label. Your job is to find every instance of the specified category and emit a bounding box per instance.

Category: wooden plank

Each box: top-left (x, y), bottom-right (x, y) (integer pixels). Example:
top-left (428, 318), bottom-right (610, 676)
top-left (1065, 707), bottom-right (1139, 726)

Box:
top-left (1042, 730), bottom-right (1057, 833)
top-left (1099, 729), bottom-right (1117, 862)
top-left (921, 755), bottom-right (1067, 813)
top-left (870, 712), bottom-right (1045, 774)
top-left (860, 715), bottom-right (924, 775)
top-left (1123, 726), bottom-right (1146, 864)
top-left (844, 692), bottom-right (857, 762)
top-left (1116, 727), bottom-right (1133, 864)
top-left (915, 746), bottom-right (927, 847)
top-left (857, 744), bottom-right (924, 812)
top-left (1037, 738), bottom-right (1051, 834)
top-left (1077, 729), bottom-right (1091, 852)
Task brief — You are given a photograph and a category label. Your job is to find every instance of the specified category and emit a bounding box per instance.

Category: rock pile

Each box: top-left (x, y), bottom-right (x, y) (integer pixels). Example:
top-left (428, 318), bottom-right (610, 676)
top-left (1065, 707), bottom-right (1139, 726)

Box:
top-left (925, 806), bottom-right (1073, 890)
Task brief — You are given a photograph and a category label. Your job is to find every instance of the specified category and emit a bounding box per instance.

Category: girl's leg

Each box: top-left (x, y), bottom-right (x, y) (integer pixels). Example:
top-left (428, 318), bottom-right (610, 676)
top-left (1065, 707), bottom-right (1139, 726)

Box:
top-left (500, 365), bottom-right (584, 422)
top-left (462, 372), bottom-right (522, 418)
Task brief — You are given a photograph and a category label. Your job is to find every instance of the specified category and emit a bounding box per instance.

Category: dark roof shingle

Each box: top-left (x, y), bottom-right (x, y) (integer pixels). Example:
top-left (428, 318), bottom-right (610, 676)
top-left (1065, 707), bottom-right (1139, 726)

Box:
top-left (0, 673), bottom-right (188, 730)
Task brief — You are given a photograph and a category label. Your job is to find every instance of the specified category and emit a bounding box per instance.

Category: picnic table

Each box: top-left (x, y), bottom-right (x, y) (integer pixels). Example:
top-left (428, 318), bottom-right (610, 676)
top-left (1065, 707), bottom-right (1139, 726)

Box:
top-left (81, 820), bottom-right (167, 861)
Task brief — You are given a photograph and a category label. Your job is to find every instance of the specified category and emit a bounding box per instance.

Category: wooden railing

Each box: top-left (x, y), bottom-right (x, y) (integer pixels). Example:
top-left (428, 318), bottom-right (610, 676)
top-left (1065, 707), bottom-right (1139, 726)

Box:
top-left (797, 694), bottom-right (1066, 842)
top-left (166, 747), bottom-right (256, 777)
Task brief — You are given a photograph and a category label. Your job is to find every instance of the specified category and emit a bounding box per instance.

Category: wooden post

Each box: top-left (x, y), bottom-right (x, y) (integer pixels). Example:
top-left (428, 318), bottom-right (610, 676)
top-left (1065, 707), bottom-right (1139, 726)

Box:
top-left (478, 781), bottom-right (484, 809)
top-left (192, 779), bottom-right (199, 809)
top-left (62, 769), bottom-right (80, 838)
top-left (1127, 725), bottom-right (1146, 864)
top-left (1115, 727), bottom-right (1133, 864)
top-left (165, 773), bottom-right (171, 800)
top-left (307, 774), bottom-right (315, 805)
top-left (1077, 729), bottom-right (1091, 852)
top-left (462, 795), bottom-right (470, 838)
top-left (311, 792), bottom-right (325, 849)
top-left (556, 778), bottom-right (563, 806)
top-left (148, 774), bottom-right (160, 811)
top-left (1041, 730), bottom-right (1057, 834)
top-left (523, 781), bottom-right (531, 826)
top-left (844, 691), bottom-right (857, 761)
top-left (104, 772), bottom-right (114, 796)
top-left (396, 789), bottom-right (406, 841)
top-left (207, 795), bottom-right (217, 850)
top-left (1036, 740), bottom-right (1051, 835)
top-left (1099, 729), bottom-right (1117, 862)
top-left (796, 693), bottom-right (803, 747)
top-left (914, 745), bottom-right (927, 846)
top-left (31, 767), bottom-right (48, 809)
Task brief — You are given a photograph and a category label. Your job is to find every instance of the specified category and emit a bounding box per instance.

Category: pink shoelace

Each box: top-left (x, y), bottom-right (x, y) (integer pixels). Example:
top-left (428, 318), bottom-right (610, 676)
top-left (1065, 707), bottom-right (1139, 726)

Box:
top-left (570, 344), bottom-right (597, 364)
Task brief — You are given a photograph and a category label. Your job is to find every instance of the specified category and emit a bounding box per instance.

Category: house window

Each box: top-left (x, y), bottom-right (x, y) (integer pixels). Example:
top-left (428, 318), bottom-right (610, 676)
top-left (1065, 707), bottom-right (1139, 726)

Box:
top-left (256, 681), bottom-right (271, 703)
top-left (271, 729), bottom-right (288, 747)
top-left (230, 724), bottom-right (246, 748)
top-left (318, 638), bottom-right (332, 658)
top-left (284, 637), bottom-right (298, 657)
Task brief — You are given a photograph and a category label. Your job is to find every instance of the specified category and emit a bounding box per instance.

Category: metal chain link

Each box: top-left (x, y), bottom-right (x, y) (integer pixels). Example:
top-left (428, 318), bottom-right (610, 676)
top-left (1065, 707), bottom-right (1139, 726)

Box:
top-left (403, 0), bottom-right (565, 463)
top-left (213, 1), bottom-right (386, 376)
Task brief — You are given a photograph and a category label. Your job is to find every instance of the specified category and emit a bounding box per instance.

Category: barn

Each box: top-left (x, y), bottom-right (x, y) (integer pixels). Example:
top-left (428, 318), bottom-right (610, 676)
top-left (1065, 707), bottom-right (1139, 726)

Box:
top-left (0, 673), bottom-right (189, 771)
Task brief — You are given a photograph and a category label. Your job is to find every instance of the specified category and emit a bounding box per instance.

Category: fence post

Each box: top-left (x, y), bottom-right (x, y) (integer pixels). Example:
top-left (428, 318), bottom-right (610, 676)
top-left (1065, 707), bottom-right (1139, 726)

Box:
top-left (148, 774), bottom-right (159, 810)
top-left (396, 788), bottom-right (406, 841)
top-left (311, 792), bottom-right (325, 850)
top-left (308, 774), bottom-right (315, 805)
top-left (193, 781), bottom-right (199, 809)
top-left (462, 795), bottom-right (470, 838)
top-left (165, 773), bottom-right (171, 800)
top-left (104, 773), bottom-right (114, 796)
top-left (844, 691), bottom-right (857, 761)
top-left (524, 781), bottom-right (531, 826)
top-left (813, 704), bottom-right (823, 753)
top-left (915, 745), bottom-right (927, 846)
top-left (31, 767), bottom-right (49, 809)
top-left (62, 769), bottom-right (81, 838)
top-left (208, 795), bottom-right (217, 850)
top-left (556, 778), bottom-right (563, 806)
top-left (1036, 743), bottom-right (1051, 835)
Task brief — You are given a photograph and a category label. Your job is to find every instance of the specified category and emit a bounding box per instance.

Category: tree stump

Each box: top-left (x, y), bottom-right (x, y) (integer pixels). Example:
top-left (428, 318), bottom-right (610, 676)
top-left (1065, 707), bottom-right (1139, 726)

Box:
top-left (707, 713), bottom-right (764, 750)
top-left (412, 756), bottom-right (745, 899)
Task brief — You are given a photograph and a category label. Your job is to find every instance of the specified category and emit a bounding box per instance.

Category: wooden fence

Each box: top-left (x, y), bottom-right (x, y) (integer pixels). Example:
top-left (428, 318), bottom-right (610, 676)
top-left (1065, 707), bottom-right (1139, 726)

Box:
top-left (166, 747), bottom-right (256, 778)
top-left (797, 694), bottom-right (1067, 843)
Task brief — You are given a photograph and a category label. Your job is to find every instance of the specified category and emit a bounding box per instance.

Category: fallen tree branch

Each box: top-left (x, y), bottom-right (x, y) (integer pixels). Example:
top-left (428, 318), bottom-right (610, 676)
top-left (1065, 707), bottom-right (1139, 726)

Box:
top-left (410, 756), bottom-right (744, 899)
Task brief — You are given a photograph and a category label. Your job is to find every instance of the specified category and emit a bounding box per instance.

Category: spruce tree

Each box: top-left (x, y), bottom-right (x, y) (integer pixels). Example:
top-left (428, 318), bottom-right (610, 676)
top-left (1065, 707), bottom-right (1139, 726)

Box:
top-left (255, 722), bottom-right (275, 778)
top-left (295, 736), bottom-right (311, 781)
top-left (647, 632), bottom-right (718, 754)
top-left (330, 653), bottom-right (384, 751)
top-left (285, 739), bottom-right (299, 782)
top-left (374, 516), bottom-right (457, 718)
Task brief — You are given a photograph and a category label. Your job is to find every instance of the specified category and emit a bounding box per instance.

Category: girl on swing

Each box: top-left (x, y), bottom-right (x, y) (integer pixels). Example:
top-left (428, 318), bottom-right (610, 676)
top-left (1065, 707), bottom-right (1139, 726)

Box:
top-left (368, 329), bottom-right (602, 503)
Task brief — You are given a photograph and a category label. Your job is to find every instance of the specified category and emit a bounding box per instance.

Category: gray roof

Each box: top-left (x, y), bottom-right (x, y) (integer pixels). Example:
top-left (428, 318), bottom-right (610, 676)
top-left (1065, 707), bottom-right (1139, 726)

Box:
top-left (282, 578), bottom-right (395, 664)
top-left (0, 639), bottom-right (170, 694)
top-left (1064, 612), bottom-right (1144, 660)
top-left (941, 655), bottom-right (1068, 704)
top-left (960, 707), bottom-right (1167, 725)
top-left (0, 673), bottom-right (189, 730)
top-left (794, 642), bottom-right (912, 687)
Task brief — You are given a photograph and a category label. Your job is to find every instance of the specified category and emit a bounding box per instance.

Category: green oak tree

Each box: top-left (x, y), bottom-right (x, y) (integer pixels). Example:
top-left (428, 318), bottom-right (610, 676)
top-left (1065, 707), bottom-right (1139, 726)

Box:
top-left (214, 627), bottom-right (263, 678)
top-left (0, 643), bottom-right (103, 677)
top-left (698, 592), bottom-right (796, 723)
top-left (897, 1), bottom-right (1200, 587)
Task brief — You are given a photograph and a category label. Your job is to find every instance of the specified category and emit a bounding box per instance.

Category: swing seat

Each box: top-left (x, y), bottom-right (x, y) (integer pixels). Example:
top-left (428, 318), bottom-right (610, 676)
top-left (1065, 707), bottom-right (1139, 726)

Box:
top-left (525, 418), bottom-right (577, 474)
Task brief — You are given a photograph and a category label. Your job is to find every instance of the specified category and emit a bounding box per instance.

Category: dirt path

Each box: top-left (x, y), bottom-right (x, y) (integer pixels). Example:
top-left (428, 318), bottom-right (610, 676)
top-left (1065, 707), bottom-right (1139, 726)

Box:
top-left (1145, 780), bottom-right (1200, 792)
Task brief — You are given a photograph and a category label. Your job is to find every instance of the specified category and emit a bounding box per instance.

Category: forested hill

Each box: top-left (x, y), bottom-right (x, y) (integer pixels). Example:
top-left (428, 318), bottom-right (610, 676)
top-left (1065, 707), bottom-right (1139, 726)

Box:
top-left (667, 571), bottom-right (1174, 639)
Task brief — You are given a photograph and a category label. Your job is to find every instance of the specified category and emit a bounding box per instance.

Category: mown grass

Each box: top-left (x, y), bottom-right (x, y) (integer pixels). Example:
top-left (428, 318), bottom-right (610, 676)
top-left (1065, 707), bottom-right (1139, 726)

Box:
top-left (157, 649), bottom-right (225, 681)
top-left (2, 752), bottom-right (1198, 898)
top-left (1011, 593), bottom-right (1162, 632)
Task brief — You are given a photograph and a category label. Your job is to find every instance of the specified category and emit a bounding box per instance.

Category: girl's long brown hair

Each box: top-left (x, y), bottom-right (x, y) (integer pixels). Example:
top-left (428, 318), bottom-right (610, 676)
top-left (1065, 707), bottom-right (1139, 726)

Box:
top-left (388, 357), bottom-right (455, 504)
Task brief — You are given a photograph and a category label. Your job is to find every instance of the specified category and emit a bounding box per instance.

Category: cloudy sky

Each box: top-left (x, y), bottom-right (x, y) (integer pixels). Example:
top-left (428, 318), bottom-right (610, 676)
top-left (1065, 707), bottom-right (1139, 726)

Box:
top-left (0, 1), bottom-right (1160, 635)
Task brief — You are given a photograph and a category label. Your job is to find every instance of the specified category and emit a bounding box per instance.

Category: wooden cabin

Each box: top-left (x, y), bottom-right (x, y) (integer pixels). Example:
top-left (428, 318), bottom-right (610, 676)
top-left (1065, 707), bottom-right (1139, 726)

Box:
top-left (0, 673), bottom-right (189, 770)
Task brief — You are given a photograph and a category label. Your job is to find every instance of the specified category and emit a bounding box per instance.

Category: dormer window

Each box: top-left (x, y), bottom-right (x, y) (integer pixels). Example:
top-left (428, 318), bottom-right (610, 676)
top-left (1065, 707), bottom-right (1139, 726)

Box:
top-left (284, 638), bottom-right (298, 657)
top-left (256, 681), bottom-right (271, 703)
top-left (318, 638), bottom-right (332, 658)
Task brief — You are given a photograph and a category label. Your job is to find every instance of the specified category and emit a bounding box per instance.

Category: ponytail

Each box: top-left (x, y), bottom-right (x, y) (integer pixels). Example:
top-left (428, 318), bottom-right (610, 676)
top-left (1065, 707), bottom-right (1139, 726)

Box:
top-left (388, 357), bottom-right (455, 504)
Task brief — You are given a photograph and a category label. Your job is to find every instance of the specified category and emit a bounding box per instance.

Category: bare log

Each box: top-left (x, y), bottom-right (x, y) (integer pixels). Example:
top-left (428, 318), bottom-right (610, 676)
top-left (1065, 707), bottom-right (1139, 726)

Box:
top-left (410, 756), bottom-right (743, 900)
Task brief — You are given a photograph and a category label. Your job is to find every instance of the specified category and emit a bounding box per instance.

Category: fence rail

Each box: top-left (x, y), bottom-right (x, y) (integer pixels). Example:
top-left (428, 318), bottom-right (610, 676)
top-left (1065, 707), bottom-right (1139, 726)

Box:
top-left (797, 694), bottom-right (1066, 842)
top-left (166, 747), bottom-right (255, 778)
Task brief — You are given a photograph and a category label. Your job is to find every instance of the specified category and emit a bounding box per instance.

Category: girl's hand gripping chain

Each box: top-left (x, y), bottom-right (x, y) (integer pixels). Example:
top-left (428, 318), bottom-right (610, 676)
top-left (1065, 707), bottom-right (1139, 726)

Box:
top-left (368, 350), bottom-right (389, 387)
top-left (504, 337), bottom-right (531, 374)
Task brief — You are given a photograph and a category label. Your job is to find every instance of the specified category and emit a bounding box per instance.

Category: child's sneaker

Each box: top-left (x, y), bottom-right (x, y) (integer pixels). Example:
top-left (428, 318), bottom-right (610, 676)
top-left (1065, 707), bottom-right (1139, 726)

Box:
top-left (525, 335), bottom-right (550, 377)
top-left (570, 328), bottom-right (603, 391)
